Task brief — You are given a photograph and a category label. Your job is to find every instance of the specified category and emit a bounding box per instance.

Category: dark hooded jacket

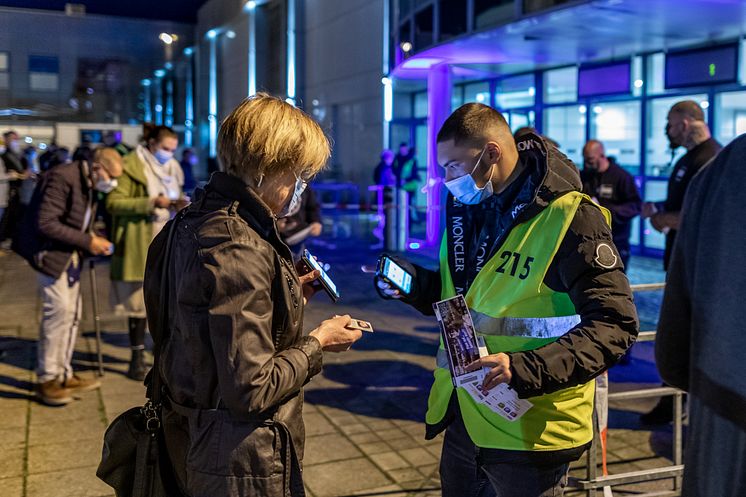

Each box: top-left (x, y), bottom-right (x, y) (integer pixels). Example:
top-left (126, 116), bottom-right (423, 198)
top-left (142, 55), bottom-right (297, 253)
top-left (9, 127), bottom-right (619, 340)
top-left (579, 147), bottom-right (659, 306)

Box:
top-left (143, 172), bottom-right (323, 497)
top-left (397, 134), bottom-right (639, 440)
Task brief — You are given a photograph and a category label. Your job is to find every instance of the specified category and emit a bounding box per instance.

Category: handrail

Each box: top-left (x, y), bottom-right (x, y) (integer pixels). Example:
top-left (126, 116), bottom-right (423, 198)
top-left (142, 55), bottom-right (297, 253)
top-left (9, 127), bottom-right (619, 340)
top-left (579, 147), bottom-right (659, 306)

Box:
top-left (630, 282), bottom-right (666, 292)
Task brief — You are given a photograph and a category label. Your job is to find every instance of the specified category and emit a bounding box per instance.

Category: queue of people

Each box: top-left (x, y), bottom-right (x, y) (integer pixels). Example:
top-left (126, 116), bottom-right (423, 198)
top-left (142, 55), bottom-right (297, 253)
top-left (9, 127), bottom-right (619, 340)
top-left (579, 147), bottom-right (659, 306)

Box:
top-left (1, 124), bottom-right (198, 403)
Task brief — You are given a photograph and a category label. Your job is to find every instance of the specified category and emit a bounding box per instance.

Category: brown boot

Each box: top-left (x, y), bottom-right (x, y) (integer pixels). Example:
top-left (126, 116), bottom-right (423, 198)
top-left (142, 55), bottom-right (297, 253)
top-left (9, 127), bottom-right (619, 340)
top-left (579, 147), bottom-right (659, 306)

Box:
top-left (35, 380), bottom-right (74, 406)
top-left (63, 374), bottom-right (101, 393)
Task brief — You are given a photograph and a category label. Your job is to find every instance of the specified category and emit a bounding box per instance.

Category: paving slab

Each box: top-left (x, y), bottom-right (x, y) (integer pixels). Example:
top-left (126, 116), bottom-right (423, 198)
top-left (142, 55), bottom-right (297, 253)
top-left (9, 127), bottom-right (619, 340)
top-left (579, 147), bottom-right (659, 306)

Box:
top-left (305, 433), bottom-right (363, 465)
top-left (27, 439), bottom-right (103, 475)
top-left (399, 447), bottom-right (438, 467)
top-left (28, 418), bottom-right (105, 447)
top-left (0, 476), bottom-right (23, 497)
top-left (303, 458), bottom-right (391, 497)
top-left (0, 426), bottom-right (28, 450)
top-left (368, 451), bottom-right (410, 471)
top-left (29, 396), bottom-right (101, 425)
top-left (26, 466), bottom-right (112, 497)
top-left (0, 448), bottom-right (25, 479)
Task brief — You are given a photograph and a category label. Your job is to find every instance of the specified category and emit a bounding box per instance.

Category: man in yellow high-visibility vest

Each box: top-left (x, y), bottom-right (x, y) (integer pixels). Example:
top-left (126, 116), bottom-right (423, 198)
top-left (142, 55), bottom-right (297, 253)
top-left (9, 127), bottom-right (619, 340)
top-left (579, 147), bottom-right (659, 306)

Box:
top-left (376, 103), bottom-right (638, 497)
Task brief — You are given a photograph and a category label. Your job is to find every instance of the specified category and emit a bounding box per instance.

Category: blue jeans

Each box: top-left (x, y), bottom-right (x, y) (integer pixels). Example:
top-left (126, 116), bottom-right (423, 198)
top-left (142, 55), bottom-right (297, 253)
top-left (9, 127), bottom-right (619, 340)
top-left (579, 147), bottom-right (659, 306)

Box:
top-left (440, 409), bottom-right (570, 497)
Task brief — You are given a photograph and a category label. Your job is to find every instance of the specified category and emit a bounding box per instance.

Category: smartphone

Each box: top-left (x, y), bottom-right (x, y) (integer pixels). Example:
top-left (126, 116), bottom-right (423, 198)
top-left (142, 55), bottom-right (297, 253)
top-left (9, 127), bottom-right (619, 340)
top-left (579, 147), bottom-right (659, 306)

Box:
top-left (301, 249), bottom-right (340, 302)
top-left (376, 256), bottom-right (413, 295)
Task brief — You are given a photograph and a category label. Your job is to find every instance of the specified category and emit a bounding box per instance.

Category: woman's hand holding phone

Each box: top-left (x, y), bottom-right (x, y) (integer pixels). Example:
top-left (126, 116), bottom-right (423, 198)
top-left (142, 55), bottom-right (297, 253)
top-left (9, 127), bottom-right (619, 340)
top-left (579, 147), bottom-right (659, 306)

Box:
top-left (297, 262), bottom-right (322, 304)
top-left (374, 254), bottom-right (415, 300)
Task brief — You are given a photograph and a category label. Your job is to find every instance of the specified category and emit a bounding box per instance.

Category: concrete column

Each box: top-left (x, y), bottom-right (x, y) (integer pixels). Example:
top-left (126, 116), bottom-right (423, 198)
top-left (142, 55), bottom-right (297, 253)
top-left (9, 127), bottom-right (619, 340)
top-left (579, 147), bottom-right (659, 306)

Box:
top-left (425, 63), bottom-right (452, 247)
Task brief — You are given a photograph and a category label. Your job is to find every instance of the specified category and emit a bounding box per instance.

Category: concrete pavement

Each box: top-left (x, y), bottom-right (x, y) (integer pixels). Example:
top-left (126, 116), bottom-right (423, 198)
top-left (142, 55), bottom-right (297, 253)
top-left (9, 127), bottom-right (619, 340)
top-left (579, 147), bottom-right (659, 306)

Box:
top-left (0, 244), bottom-right (679, 497)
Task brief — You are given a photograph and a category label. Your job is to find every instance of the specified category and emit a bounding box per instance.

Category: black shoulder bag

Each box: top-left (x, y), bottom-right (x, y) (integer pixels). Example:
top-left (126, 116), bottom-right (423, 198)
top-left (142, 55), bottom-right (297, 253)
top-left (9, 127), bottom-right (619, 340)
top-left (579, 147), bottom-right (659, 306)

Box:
top-left (96, 214), bottom-right (186, 497)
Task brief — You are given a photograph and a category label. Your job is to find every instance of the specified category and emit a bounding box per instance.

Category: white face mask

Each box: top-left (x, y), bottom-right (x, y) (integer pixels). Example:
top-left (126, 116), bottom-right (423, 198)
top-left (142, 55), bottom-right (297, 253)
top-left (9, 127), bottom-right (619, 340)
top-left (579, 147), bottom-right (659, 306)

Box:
top-left (444, 147), bottom-right (494, 205)
top-left (95, 177), bottom-right (118, 193)
top-left (154, 149), bottom-right (174, 165)
top-left (279, 174), bottom-right (307, 218)
top-left (9, 141), bottom-right (22, 154)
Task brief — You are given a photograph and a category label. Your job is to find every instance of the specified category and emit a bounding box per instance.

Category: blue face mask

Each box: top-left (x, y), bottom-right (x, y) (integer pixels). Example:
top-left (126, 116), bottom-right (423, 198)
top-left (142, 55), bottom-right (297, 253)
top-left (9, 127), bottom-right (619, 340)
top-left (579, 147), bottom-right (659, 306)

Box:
top-left (444, 147), bottom-right (494, 205)
top-left (154, 149), bottom-right (173, 165)
top-left (279, 174), bottom-right (307, 218)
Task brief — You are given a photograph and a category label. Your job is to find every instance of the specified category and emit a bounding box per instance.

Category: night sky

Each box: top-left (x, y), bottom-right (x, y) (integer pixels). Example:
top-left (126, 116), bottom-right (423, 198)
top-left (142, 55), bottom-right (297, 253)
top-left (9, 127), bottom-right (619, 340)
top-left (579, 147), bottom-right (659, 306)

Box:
top-left (0, 0), bottom-right (209, 23)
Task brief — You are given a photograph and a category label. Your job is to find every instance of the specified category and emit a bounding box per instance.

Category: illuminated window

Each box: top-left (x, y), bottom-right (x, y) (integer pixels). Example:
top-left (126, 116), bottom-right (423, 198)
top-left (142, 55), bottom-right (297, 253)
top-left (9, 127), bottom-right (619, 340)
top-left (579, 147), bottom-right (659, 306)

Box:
top-left (451, 85), bottom-right (464, 111)
top-left (544, 66), bottom-right (577, 104)
top-left (414, 91), bottom-right (428, 117)
top-left (464, 82), bottom-right (489, 105)
top-left (544, 105), bottom-right (585, 165)
top-left (590, 101), bottom-right (641, 175)
top-left (29, 55), bottom-right (59, 91)
top-left (495, 74), bottom-right (535, 109)
top-left (0, 52), bottom-right (8, 90)
top-left (647, 53), bottom-right (666, 95)
top-left (715, 91), bottom-right (746, 146)
top-left (643, 180), bottom-right (668, 250)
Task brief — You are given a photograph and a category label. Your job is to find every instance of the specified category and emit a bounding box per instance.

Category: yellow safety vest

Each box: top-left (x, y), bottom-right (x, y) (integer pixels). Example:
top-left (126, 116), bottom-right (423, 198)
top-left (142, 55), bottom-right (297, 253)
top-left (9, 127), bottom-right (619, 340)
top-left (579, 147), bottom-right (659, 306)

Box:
top-left (427, 191), bottom-right (611, 451)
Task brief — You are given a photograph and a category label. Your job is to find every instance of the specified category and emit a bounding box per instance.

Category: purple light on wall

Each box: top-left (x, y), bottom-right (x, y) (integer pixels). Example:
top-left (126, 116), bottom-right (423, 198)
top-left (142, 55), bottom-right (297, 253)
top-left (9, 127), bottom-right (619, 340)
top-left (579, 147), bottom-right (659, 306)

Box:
top-left (425, 64), bottom-right (452, 247)
top-left (578, 61), bottom-right (631, 98)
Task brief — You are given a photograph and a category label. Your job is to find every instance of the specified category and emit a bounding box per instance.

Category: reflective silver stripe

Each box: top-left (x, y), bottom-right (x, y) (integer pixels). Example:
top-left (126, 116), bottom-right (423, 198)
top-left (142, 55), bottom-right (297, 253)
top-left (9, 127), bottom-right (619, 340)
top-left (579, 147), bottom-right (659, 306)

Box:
top-left (471, 312), bottom-right (581, 339)
top-left (434, 314), bottom-right (581, 370)
top-left (436, 348), bottom-right (449, 369)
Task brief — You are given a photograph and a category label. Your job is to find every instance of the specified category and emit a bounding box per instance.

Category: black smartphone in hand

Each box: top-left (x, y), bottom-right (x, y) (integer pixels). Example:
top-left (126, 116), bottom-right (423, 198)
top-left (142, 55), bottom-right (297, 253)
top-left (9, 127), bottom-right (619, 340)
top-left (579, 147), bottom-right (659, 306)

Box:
top-left (301, 249), bottom-right (340, 302)
top-left (376, 255), bottom-right (413, 295)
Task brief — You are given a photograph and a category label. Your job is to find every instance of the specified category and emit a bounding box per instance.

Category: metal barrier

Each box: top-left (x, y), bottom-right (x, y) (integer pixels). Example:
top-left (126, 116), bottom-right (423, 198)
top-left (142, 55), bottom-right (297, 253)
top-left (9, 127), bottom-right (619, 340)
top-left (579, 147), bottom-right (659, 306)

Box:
top-left (570, 282), bottom-right (686, 497)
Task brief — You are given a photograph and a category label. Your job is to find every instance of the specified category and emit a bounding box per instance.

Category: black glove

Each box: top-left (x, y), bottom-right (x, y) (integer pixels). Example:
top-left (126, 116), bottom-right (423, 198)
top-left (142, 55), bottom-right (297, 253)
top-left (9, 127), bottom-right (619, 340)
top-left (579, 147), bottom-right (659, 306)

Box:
top-left (373, 253), bottom-right (440, 316)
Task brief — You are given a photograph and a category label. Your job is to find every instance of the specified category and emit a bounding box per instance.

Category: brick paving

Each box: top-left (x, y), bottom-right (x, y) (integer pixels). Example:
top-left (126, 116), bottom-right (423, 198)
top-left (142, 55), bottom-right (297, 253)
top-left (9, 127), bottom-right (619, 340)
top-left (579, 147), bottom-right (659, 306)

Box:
top-left (0, 245), bottom-right (681, 497)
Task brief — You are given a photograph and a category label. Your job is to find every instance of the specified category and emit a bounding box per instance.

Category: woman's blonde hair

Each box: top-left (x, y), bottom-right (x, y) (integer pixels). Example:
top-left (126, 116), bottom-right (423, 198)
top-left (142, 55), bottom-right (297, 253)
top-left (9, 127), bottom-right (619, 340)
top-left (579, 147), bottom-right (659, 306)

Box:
top-left (218, 93), bottom-right (330, 184)
top-left (93, 147), bottom-right (123, 177)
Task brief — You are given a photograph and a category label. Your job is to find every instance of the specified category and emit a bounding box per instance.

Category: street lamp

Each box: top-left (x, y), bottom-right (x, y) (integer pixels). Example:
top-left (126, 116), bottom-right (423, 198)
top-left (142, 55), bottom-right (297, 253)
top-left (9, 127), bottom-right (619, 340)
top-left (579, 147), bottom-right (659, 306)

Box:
top-left (159, 33), bottom-right (178, 45)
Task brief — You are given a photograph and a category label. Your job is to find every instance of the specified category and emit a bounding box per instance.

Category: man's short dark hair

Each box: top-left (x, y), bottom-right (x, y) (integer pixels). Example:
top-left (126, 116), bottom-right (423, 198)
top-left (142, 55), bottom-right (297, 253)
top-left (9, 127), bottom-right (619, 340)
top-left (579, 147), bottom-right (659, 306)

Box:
top-left (437, 103), bottom-right (510, 147)
top-left (670, 100), bottom-right (705, 122)
top-left (3, 130), bottom-right (17, 140)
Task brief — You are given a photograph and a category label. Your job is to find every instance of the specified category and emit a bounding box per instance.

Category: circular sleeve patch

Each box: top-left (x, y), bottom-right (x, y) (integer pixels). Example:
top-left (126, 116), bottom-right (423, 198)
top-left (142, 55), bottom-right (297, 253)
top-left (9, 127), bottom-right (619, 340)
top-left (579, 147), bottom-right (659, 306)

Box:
top-left (594, 243), bottom-right (618, 269)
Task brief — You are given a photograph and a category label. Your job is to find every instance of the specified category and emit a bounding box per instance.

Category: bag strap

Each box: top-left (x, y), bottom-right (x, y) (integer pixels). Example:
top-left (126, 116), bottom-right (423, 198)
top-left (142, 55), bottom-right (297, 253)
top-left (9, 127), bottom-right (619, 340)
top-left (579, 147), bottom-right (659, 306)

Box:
top-left (147, 211), bottom-right (184, 414)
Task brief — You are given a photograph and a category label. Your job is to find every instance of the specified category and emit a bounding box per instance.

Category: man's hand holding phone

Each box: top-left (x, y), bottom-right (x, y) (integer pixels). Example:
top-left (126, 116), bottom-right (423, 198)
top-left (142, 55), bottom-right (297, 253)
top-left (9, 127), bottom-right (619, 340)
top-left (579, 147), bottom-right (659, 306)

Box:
top-left (376, 279), bottom-right (404, 299)
top-left (374, 254), bottom-right (415, 300)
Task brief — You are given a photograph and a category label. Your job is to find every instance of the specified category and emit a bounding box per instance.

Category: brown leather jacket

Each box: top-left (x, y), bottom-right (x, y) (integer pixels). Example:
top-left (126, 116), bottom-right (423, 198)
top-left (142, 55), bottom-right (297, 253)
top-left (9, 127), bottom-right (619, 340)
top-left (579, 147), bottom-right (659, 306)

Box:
top-left (144, 172), bottom-right (323, 497)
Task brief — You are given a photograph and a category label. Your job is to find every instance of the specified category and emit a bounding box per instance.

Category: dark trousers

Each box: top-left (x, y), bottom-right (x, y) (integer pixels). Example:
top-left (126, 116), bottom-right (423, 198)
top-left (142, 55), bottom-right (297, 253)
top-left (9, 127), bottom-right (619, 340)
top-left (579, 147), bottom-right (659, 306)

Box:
top-left (440, 409), bottom-right (570, 497)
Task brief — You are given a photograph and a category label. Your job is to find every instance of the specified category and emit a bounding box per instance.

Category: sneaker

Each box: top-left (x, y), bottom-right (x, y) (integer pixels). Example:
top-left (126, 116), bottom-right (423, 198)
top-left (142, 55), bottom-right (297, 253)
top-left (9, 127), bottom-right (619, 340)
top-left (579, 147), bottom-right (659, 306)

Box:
top-left (63, 374), bottom-right (101, 393)
top-left (35, 380), bottom-right (74, 406)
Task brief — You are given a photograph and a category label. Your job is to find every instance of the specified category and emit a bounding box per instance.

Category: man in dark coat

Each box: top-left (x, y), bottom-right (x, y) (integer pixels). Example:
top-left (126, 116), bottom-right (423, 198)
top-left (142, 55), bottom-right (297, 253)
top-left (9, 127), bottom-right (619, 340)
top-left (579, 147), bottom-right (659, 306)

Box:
top-left (581, 139), bottom-right (642, 271)
top-left (641, 100), bottom-right (722, 424)
top-left (18, 150), bottom-right (121, 405)
top-left (656, 134), bottom-right (745, 496)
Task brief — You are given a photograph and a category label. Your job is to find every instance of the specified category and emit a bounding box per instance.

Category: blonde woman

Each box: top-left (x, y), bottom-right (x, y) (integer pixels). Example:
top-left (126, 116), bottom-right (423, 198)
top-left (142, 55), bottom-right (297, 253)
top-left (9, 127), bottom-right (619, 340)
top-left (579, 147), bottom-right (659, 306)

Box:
top-left (107, 124), bottom-right (186, 380)
top-left (143, 94), bottom-right (362, 497)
